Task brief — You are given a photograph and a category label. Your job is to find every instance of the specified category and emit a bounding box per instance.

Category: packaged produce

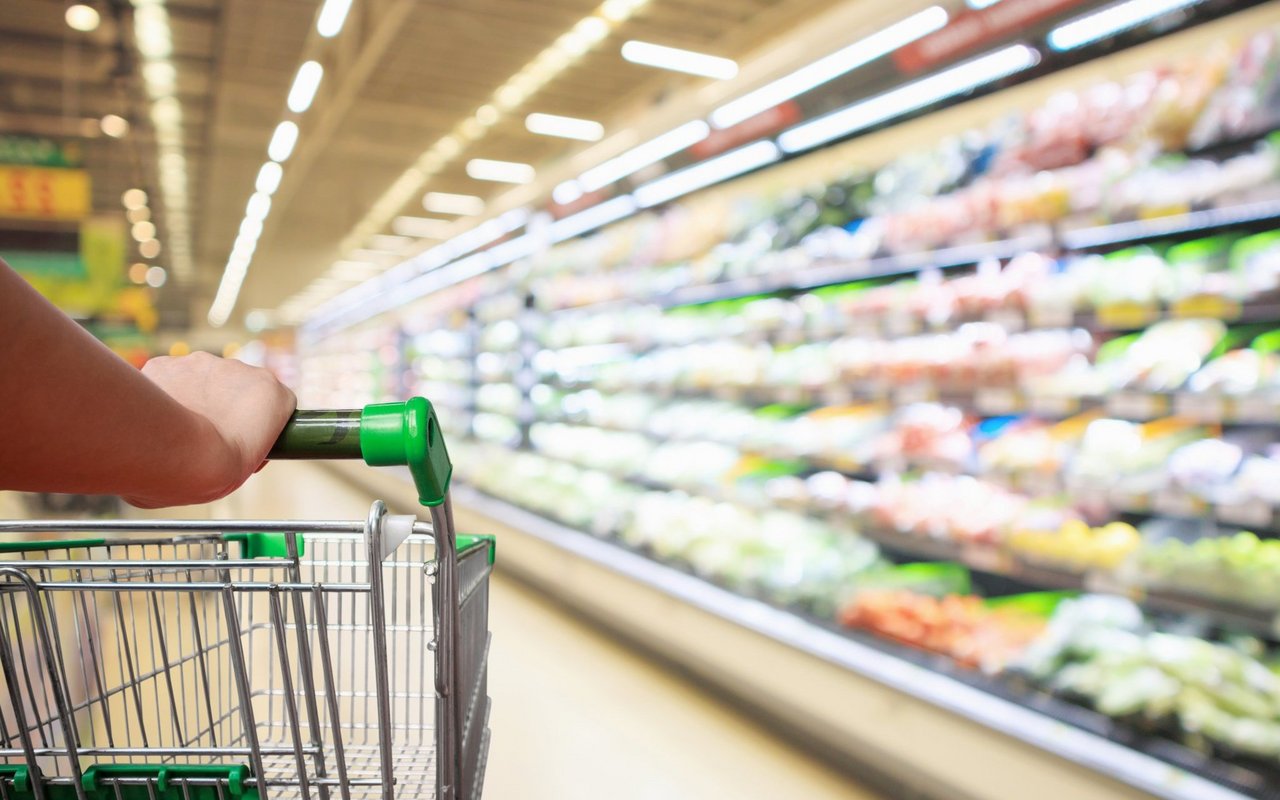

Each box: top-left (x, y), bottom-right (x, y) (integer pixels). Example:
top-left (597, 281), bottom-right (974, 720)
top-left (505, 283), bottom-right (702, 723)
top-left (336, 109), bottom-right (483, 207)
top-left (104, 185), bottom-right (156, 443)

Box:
top-left (839, 590), bottom-right (1050, 672)
top-left (1017, 595), bottom-right (1280, 761)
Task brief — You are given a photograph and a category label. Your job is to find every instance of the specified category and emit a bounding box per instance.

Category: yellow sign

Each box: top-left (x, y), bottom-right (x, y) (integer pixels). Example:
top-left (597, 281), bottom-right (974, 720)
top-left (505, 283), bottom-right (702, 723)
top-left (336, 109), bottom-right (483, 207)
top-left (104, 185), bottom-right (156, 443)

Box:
top-left (0, 165), bottom-right (91, 220)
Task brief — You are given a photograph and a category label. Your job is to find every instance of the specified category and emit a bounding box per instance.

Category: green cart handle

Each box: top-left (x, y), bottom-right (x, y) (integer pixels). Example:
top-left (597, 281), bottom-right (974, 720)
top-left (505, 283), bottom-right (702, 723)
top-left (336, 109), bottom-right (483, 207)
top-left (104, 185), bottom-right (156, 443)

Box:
top-left (268, 398), bottom-right (451, 507)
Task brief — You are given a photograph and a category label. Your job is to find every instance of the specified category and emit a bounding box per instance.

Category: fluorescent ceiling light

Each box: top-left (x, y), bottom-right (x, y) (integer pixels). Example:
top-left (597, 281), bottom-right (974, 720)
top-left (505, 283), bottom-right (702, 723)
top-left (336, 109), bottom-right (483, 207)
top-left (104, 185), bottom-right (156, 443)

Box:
top-left (621, 41), bottom-right (738, 80)
top-left (370, 234), bottom-right (412, 251)
top-left (553, 180), bottom-right (585, 205)
top-left (122, 189), bottom-right (148, 209)
top-left (487, 234), bottom-right (538, 267)
top-left (634, 140), bottom-right (780, 208)
top-left (255, 161), bottom-right (283, 195)
top-left (778, 44), bottom-right (1040, 154)
top-left (393, 216), bottom-right (455, 238)
top-left (424, 191), bottom-right (485, 215)
top-left (131, 221), bottom-right (157, 242)
top-left (317, 0), bottom-right (354, 37)
top-left (526, 113), bottom-right (605, 141)
top-left (268, 121), bottom-right (299, 162)
top-left (710, 6), bottom-right (949, 129)
top-left (245, 192), bottom-right (272, 221)
top-left (65, 4), bottom-right (100, 32)
top-left (1047, 0), bottom-right (1201, 51)
top-left (239, 217), bottom-right (264, 241)
top-left (466, 158), bottom-right (536, 183)
top-left (968, 0), bottom-right (1004, 7)
top-left (550, 195), bottom-right (637, 243)
top-left (100, 114), bottom-right (130, 138)
top-left (287, 61), bottom-right (324, 113)
top-left (579, 120), bottom-right (709, 192)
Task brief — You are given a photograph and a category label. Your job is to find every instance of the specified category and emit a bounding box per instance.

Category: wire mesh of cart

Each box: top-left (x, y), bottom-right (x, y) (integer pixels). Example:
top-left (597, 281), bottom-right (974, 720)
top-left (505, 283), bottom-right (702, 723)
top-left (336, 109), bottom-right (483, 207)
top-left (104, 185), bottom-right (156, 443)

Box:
top-left (0, 399), bottom-right (493, 800)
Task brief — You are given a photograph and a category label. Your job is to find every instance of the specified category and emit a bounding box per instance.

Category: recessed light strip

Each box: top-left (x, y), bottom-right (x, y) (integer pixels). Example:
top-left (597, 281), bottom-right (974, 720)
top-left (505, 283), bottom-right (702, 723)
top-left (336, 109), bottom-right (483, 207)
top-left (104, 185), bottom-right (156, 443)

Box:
top-left (1046, 0), bottom-right (1203, 51)
top-left (621, 40), bottom-right (738, 79)
top-left (634, 140), bottom-right (780, 208)
top-left (777, 44), bottom-right (1041, 154)
top-left (526, 113), bottom-right (605, 141)
top-left (324, 0), bottom-right (652, 273)
top-left (578, 121), bottom-right (711, 192)
top-left (709, 6), bottom-right (950, 129)
top-left (130, 0), bottom-right (193, 281)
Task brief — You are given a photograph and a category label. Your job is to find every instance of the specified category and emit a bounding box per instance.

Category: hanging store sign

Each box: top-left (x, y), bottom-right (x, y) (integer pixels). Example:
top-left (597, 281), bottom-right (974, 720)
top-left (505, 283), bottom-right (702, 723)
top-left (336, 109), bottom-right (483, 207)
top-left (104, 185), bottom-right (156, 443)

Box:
top-left (0, 165), bottom-right (91, 220)
top-left (0, 134), bottom-right (83, 168)
top-left (894, 0), bottom-right (1088, 73)
top-left (691, 102), bottom-right (801, 159)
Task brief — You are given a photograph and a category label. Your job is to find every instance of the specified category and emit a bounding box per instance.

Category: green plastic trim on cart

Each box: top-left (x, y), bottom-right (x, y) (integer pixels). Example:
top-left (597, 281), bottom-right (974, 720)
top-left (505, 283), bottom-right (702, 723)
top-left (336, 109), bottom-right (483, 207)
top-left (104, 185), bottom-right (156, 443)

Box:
top-left (0, 766), bottom-right (29, 793)
top-left (360, 398), bottom-right (452, 507)
top-left (222, 532), bottom-right (305, 559)
top-left (0, 537), bottom-right (106, 553)
top-left (0, 765), bottom-right (258, 800)
top-left (456, 533), bottom-right (496, 565)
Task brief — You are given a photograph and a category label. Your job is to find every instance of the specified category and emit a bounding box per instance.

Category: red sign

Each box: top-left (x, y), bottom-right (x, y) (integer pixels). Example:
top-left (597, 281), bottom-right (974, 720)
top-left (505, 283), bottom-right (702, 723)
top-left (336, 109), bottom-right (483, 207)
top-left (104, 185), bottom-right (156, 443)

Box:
top-left (894, 0), bottom-right (1087, 73)
top-left (691, 101), bottom-right (802, 159)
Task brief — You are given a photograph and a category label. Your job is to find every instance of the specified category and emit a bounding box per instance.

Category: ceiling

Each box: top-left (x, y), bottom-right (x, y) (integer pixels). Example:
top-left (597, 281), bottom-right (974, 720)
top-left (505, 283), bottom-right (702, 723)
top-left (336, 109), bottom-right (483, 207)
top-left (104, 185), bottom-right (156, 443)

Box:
top-left (0, 0), bottom-right (867, 330)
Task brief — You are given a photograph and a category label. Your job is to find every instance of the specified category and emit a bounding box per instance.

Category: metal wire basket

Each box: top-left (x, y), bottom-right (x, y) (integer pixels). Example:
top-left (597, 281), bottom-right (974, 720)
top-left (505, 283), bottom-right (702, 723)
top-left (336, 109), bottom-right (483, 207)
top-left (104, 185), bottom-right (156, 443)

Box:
top-left (0, 400), bottom-right (491, 800)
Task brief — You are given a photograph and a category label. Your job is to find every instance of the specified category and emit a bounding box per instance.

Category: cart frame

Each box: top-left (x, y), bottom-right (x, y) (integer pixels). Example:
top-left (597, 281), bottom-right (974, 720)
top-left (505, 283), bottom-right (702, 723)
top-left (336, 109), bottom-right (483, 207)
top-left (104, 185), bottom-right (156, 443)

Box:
top-left (0, 496), bottom-right (492, 800)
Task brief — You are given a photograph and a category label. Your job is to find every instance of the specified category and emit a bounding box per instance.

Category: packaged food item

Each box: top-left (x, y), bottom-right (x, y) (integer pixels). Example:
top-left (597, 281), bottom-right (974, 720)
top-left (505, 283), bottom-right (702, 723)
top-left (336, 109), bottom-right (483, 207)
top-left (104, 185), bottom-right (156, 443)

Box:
top-left (840, 589), bottom-right (1051, 672)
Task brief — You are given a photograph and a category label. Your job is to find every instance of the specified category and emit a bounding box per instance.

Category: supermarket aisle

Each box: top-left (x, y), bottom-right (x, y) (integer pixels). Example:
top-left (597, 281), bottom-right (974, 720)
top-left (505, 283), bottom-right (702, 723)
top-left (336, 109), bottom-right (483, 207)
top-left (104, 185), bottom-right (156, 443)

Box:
top-left (178, 463), bottom-right (879, 800)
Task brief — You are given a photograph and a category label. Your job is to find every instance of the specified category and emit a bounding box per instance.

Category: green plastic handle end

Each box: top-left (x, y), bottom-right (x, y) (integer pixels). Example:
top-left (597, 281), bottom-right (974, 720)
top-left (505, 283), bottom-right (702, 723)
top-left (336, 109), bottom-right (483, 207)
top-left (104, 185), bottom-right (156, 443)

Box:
top-left (360, 398), bottom-right (452, 507)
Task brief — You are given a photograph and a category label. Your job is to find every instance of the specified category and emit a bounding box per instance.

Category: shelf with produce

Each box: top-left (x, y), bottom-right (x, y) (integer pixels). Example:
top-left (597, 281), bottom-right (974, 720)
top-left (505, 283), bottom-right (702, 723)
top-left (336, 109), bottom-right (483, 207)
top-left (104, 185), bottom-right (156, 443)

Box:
top-left (518, 410), bottom-right (1280, 633)
top-left (440, 456), bottom-right (1280, 799)
top-left (531, 84), bottom-right (1280, 313)
top-left (664, 193), bottom-right (1280, 311)
top-left (539, 367), bottom-right (1280, 430)
top-left (528, 384), bottom-right (1280, 533)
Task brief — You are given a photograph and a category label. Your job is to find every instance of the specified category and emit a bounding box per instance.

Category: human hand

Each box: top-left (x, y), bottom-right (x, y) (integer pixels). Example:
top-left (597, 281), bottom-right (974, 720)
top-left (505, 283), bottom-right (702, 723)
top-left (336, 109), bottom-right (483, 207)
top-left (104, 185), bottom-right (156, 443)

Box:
top-left (129, 352), bottom-right (296, 507)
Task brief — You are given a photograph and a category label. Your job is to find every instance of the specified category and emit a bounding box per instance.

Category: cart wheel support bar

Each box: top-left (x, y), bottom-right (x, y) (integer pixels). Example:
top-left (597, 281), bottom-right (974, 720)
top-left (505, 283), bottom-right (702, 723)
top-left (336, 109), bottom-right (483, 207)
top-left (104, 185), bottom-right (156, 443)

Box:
top-left (268, 398), bottom-right (452, 507)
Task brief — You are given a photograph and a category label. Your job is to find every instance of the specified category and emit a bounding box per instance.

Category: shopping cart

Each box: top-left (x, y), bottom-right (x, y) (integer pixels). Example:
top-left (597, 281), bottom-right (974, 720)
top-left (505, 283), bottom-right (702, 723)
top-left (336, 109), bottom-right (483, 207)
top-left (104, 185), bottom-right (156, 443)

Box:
top-left (0, 399), bottom-right (492, 800)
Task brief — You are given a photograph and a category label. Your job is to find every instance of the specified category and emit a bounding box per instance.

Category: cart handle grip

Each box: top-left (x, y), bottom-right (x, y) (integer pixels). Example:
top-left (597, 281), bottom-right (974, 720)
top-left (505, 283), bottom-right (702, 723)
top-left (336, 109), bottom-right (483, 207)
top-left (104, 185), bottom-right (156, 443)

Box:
top-left (268, 398), bottom-right (452, 507)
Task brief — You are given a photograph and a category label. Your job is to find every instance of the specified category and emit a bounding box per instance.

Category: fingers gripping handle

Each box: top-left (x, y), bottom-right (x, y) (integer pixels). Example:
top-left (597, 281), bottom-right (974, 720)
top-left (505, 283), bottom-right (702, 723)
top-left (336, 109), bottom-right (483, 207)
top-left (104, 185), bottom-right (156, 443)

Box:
top-left (268, 398), bottom-right (452, 507)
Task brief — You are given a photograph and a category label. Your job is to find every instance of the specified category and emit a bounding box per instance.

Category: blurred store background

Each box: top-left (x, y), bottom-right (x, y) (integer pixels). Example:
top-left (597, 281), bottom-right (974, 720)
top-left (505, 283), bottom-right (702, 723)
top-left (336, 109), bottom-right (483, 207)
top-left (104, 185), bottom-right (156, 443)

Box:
top-left (6, 0), bottom-right (1280, 798)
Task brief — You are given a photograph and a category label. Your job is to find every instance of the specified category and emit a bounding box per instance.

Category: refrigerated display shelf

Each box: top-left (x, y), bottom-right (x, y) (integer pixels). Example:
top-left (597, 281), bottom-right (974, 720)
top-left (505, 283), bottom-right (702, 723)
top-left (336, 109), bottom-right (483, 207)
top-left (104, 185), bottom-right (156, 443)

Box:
top-left (515, 439), bottom-right (1280, 638)
top-left (542, 194), bottom-right (1280, 315)
top-left (442, 479), bottom-right (1275, 800)
top-left (530, 406), bottom-right (1280, 532)
top-left (539, 375), bottom-right (1280, 430)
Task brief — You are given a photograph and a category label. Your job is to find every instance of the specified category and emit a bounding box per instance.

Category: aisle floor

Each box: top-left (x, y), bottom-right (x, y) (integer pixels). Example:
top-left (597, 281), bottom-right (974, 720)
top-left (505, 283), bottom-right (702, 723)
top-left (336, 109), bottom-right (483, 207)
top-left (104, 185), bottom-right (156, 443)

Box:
top-left (7, 464), bottom-right (881, 800)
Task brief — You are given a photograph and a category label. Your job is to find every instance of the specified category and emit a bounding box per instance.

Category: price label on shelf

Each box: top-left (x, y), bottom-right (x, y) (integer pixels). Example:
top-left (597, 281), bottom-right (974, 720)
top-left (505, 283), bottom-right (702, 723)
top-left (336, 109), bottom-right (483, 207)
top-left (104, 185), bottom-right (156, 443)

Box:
top-left (1172, 294), bottom-right (1242, 321)
top-left (975, 387), bottom-right (1021, 415)
top-left (1217, 499), bottom-right (1274, 529)
top-left (1027, 393), bottom-right (1079, 417)
top-left (1097, 301), bottom-right (1159, 330)
top-left (1028, 305), bottom-right (1074, 330)
top-left (1084, 572), bottom-right (1145, 602)
top-left (1234, 394), bottom-right (1280, 424)
top-left (1106, 391), bottom-right (1168, 420)
top-left (960, 544), bottom-right (1012, 574)
top-left (885, 311), bottom-right (920, 337)
top-left (1152, 489), bottom-right (1206, 519)
top-left (1172, 392), bottom-right (1225, 423)
top-left (822, 386), bottom-right (855, 406)
top-left (985, 308), bottom-right (1026, 332)
top-left (894, 383), bottom-right (936, 405)
top-left (1111, 488), bottom-right (1151, 513)
top-left (777, 385), bottom-right (805, 405)
top-left (1019, 471), bottom-right (1061, 498)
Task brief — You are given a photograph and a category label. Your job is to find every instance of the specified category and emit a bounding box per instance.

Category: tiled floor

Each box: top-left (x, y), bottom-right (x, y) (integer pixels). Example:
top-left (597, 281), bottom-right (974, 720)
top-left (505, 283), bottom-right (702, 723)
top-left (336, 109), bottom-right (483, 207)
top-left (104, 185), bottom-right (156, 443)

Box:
top-left (3, 463), bottom-right (880, 800)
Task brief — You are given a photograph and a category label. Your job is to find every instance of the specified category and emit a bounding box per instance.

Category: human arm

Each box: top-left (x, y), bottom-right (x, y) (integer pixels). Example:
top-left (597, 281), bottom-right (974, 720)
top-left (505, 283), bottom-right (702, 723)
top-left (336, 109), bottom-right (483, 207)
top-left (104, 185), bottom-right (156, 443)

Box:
top-left (0, 260), bottom-right (295, 507)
